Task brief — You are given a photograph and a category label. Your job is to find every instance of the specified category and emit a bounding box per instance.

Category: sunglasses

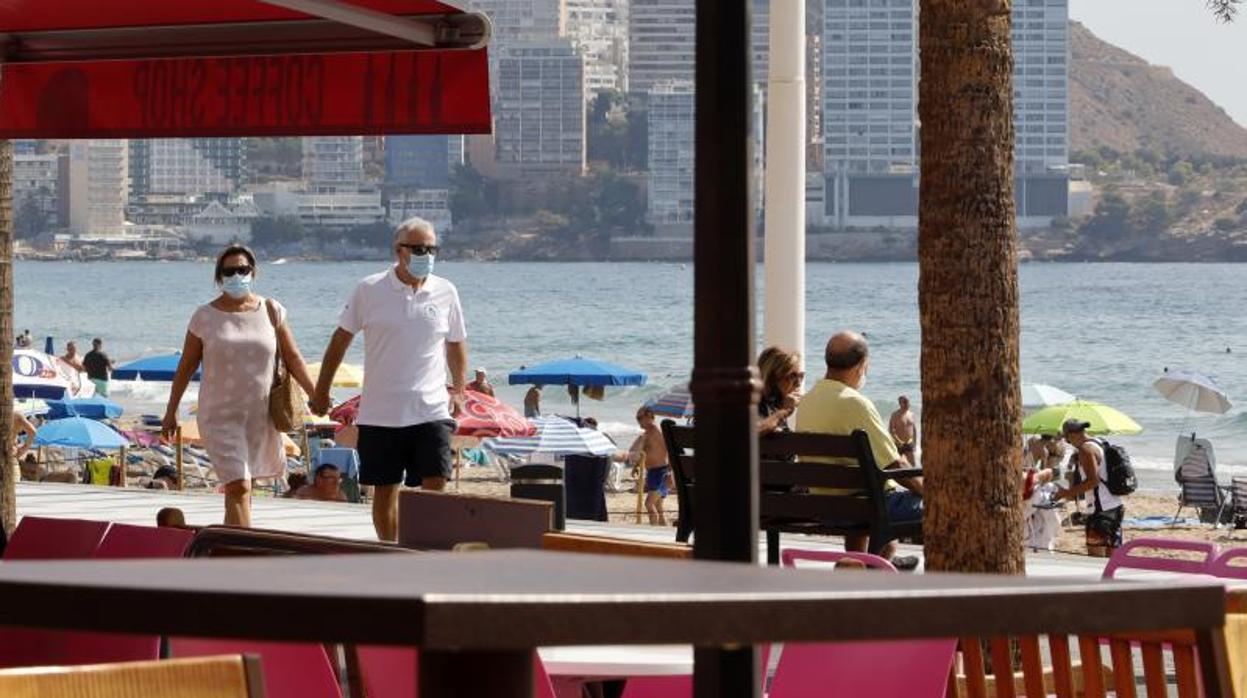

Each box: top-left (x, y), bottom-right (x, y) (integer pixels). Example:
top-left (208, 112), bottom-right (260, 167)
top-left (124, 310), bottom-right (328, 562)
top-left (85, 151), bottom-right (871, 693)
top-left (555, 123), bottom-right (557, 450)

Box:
top-left (221, 265), bottom-right (252, 277)
top-left (398, 244), bottom-right (439, 256)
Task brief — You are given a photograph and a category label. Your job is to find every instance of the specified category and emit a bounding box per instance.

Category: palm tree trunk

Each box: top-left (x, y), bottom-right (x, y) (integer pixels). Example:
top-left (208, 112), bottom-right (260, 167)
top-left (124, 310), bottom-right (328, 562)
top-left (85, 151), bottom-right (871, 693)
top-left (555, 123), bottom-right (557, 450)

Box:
top-left (0, 139), bottom-right (15, 536)
top-left (918, 0), bottom-right (1024, 574)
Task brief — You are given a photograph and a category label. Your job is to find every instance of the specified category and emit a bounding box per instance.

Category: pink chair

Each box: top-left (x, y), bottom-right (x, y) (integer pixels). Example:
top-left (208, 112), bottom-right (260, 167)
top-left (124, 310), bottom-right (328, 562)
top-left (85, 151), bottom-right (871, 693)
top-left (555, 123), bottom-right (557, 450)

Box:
top-left (95, 522), bottom-right (196, 559)
top-left (1209, 546), bottom-right (1247, 579)
top-left (1101, 537), bottom-right (1219, 579)
top-left (171, 638), bottom-right (343, 698)
top-left (356, 645), bottom-right (557, 698)
top-left (2, 516), bottom-right (110, 560)
top-left (781, 548), bottom-right (897, 571)
top-left (619, 648), bottom-right (770, 698)
top-left (768, 547), bottom-right (956, 698)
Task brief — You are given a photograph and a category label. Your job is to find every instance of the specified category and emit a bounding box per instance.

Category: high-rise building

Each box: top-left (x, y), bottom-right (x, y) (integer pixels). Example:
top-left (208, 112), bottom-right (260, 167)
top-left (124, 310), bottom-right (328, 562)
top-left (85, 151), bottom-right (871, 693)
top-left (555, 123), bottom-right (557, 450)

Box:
top-left (66, 140), bottom-right (129, 237)
top-left (385, 136), bottom-right (458, 189)
top-left (628, 0), bottom-right (694, 95)
top-left (302, 137), bottom-right (365, 193)
top-left (494, 41), bottom-right (587, 174)
top-left (565, 0), bottom-right (629, 95)
top-left (129, 139), bottom-right (242, 201)
top-left (472, 0), bottom-right (566, 45)
top-left (647, 80), bottom-right (695, 225)
top-left (13, 153), bottom-right (61, 229)
top-left (821, 0), bottom-right (920, 227)
top-left (1012, 0), bottom-right (1070, 222)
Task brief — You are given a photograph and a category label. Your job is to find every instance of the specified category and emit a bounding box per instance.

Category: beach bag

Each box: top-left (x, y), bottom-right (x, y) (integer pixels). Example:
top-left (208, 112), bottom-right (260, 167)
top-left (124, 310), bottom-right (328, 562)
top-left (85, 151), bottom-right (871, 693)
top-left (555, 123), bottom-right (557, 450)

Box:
top-left (1098, 439), bottom-right (1137, 496)
top-left (265, 299), bottom-right (305, 433)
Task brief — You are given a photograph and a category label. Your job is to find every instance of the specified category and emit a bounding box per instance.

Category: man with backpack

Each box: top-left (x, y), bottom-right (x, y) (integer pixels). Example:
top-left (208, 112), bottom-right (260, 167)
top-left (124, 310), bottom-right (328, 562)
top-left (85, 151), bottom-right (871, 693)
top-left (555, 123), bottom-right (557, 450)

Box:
top-left (1053, 419), bottom-right (1127, 557)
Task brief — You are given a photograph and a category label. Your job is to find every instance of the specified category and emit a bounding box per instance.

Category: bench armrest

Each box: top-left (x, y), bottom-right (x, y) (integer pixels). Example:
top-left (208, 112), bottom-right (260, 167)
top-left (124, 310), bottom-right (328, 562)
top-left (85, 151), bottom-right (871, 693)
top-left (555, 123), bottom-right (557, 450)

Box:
top-left (884, 468), bottom-right (923, 480)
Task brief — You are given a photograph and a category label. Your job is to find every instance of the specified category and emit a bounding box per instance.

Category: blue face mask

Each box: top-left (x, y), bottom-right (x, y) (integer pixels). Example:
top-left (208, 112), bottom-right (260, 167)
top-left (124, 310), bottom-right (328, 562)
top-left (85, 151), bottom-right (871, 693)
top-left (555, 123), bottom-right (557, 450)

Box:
top-left (221, 273), bottom-right (252, 299)
top-left (406, 254), bottom-right (435, 279)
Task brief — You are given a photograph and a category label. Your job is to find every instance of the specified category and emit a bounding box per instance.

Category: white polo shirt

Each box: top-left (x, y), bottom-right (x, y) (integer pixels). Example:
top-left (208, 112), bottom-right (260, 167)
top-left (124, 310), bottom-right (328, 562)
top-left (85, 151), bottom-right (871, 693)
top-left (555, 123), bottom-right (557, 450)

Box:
top-left (338, 269), bottom-right (467, 427)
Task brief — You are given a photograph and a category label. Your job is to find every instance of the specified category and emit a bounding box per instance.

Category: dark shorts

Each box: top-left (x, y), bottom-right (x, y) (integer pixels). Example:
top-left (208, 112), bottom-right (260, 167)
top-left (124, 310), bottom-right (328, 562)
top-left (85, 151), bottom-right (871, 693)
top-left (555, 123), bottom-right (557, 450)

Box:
top-left (898, 442), bottom-right (915, 456)
top-left (1086, 506), bottom-right (1124, 549)
top-left (645, 465), bottom-right (671, 497)
top-left (357, 421), bottom-right (454, 487)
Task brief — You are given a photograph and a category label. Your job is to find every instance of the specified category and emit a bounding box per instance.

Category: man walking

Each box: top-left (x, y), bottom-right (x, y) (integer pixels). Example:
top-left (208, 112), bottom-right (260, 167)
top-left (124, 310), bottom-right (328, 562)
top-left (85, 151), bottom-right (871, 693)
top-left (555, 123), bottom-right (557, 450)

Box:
top-left (83, 338), bottom-right (114, 396)
top-left (310, 218), bottom-right (469, 542)
top-left (1054, 419), bottom-right (1124, 558)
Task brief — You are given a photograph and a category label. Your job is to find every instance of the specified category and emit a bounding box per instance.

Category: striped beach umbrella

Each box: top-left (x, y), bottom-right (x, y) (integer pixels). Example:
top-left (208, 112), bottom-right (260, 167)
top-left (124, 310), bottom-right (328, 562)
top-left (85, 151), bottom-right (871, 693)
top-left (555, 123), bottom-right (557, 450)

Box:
top-left (484, 416), bottom-right (617, 457)
top-left (646, 384), bottom-right (694, 418)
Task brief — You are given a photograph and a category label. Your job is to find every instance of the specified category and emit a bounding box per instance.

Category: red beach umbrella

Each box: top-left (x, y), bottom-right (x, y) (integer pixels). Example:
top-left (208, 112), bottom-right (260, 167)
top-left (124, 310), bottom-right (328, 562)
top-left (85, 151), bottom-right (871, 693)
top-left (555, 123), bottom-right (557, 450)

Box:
top-left (456, 389), bottom-right (535, 438)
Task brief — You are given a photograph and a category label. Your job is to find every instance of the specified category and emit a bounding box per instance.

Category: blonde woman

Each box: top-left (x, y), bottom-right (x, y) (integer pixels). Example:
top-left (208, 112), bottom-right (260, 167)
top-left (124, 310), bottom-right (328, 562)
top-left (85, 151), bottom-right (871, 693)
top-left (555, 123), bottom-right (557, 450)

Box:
top-left (756, 346), bottom-right (804, 435)
top-left (161, 245), bottom-right (316, 526)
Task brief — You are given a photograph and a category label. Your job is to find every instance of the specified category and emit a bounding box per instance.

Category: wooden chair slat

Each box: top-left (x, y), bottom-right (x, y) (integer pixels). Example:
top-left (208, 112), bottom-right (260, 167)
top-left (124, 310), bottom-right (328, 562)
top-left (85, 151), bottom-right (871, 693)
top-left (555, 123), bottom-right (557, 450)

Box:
top-left (759, 493), bottom-right (874, 521)
top-left (1139, 642), bottom-right (1166, 698)
top-left (988, 637), bottom-right (1015, 698)
top-left (0, 655), bottom-right (262, 697)
top-left (540, 532), bottom-right (693, 559)
top-left (1078, 635), bottom-right (1106, 698)
top-left (1172, 643), bottom-right (1200, 698)
top-left (1019, 635), bottom-right (1044, 698)
top-left (758, 430), bottom-right (861, 457)
top-left (1108, 639), bottom-right (1137, 698)
top-left (1047, 634), bottom-right (1074, 698)
top-left (757, 460), bottom-right (876, 489)
top-left (962, 637), bottom-right (989, 698)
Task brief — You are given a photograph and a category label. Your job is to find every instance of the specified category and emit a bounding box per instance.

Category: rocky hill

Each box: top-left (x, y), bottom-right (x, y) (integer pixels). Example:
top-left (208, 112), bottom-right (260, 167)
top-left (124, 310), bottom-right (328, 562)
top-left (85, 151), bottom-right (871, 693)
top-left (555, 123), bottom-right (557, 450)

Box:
top-left (1070, 21), bottom-right (1247, 161)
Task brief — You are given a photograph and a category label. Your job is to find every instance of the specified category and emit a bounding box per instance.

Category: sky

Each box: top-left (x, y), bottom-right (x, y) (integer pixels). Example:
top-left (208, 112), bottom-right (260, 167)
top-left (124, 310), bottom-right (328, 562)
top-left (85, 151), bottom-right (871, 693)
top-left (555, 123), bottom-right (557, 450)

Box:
top-left (1069, 0), bottom-right (1247, 127)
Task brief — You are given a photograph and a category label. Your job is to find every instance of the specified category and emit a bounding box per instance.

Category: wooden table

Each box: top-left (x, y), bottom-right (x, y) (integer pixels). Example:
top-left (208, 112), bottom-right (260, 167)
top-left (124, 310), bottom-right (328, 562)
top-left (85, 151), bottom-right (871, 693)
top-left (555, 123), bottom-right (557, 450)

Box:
top-left (0, 550), bottom-right (1231, 697)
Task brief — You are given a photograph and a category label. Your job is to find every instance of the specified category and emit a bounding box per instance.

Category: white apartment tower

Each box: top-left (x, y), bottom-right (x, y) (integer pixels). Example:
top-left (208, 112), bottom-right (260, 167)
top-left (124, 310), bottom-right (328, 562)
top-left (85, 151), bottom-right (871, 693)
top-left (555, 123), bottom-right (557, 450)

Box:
top-left (1013, 0), bottom-right (1069, 174)
top-left (67, 140), bottom-right (129, 237)
top-left (627, 0), bottom-right (694, 95)
top-left (472, 0), bottom-right (566, 44)
top-left (565, 0), bottom-right (629, 94)
top-left (302, 137), bottom-right (365, 193)
top-left (494, 41), bottom-right (588, 173)
top-left (646, 80), bottom-right (695, 224)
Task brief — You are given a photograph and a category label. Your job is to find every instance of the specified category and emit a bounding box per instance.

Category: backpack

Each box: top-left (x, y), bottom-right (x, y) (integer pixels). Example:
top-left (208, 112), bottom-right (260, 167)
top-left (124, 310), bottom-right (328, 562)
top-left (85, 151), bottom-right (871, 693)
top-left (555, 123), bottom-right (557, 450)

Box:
top-left (1097, 439), bottom-right (1137, 496)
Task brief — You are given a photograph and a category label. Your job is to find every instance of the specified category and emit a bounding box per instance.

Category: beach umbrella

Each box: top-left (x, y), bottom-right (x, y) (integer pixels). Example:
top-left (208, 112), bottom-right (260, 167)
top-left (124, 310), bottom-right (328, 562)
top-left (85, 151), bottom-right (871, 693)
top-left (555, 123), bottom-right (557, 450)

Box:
top-left (1021, 383), bottom-right (1076, 409)
top-left (456, 389), bottom-right (536, 438)
top-left (308, 361), bottom-right (365, 388)
top-left (47, 396), bottom-right (124, 420)
top-left (1153, 371), bottom-right (1232, 414)
top-left (508, 356), bottom-right (648, 387)
top-left (646, 384), bottom-right (694, 419)
top-left (113, 353), bottom-right (199, 381)
top-left (485, 416), bottom-right (617, 457)
top-left (178, 418), bottom-right (300, 457)
top-left (1021, 400), bottom-right (1143, 436)
top-left (329, 395), bottom-right (362, 426)
top-left (34, 417), bottom-right (130, 449)
top-left (12, 349), bottom-right (90, 399)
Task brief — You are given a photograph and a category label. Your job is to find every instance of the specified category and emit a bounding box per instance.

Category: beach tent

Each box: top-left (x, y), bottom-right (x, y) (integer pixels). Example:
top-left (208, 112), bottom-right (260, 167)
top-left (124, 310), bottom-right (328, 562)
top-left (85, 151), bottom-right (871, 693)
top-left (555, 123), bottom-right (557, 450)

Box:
top-left (12, 349), bottom-right (94, 400)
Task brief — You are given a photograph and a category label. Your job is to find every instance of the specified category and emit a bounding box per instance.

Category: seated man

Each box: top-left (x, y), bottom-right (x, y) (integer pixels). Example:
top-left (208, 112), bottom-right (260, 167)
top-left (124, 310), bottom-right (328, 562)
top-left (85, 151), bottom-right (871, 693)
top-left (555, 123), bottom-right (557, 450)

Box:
top-left (795, 330), bottom-right (923, 570)
top-left (295, 464), bottom-right (348, 502)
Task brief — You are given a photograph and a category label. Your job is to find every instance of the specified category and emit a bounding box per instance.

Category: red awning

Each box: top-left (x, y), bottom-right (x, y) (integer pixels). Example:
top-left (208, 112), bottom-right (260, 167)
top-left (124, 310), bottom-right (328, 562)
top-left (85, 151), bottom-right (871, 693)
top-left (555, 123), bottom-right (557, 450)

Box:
top-left (0, 0), bottom-right (491, 137)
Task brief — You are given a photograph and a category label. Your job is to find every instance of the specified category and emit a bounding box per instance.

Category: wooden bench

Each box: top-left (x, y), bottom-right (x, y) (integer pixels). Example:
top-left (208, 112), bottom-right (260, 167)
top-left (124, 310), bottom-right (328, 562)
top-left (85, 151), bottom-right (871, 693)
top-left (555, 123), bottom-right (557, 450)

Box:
top-left (541, 531), bottom-right (694, 559)
top-left (662, 421), bottom-right (923, 564)
top-left (0, 655), bottom-right (264, 697)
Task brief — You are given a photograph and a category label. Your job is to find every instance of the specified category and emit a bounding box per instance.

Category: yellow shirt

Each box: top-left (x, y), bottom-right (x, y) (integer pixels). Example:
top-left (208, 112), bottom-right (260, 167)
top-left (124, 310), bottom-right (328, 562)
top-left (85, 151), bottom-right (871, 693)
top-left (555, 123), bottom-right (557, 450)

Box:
top-left (794, 378), bottom-right (902, 493)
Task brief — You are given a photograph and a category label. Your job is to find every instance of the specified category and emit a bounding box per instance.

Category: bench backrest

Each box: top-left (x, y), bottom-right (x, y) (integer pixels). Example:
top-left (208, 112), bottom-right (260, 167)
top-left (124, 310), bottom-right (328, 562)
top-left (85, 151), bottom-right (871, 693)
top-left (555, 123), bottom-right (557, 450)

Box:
top-left (0, 655), bottom-right (264, 698)
top-left (398, 490), bottom-right (553, 550)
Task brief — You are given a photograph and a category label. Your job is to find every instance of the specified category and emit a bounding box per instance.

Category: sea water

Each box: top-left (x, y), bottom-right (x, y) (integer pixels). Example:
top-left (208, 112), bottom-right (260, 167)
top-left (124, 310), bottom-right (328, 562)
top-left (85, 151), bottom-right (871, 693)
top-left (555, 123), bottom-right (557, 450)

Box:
top-left (16, 260), bottom-right (1245, 491)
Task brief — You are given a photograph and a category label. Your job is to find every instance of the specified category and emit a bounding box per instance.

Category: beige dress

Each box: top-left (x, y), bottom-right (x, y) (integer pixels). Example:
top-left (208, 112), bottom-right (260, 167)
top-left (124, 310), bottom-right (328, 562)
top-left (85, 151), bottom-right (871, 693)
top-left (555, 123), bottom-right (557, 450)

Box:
top-left (188, 298), bottom-right (286, 483)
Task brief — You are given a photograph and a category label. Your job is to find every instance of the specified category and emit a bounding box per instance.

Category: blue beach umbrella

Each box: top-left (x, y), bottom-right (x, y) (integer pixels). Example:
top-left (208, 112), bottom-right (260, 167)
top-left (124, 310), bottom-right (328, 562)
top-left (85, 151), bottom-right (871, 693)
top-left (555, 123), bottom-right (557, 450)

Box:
top-left (113, 353), bottom-right (199, 381)
top-left (485, 416), bottom-right (617, 457)
top-left (47, 396), bottom-right (125, 420)
top-left (646, 384), bottom-right (694, 419)
top-left (508, 356), bottom-right (647, 387)
top-left (34, 417), bottom-right (130, 449)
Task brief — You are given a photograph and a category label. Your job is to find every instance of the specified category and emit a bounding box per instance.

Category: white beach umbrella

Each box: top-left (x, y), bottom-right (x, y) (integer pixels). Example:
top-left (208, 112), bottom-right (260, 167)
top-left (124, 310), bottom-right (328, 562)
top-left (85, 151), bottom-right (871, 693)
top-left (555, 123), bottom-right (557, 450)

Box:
top-left (1154, 371), bottom-right (1232, 414)
top-left (485, 416), bottom-right (617, 457)
top-left (1021, 383), bottom-right (1076, 408)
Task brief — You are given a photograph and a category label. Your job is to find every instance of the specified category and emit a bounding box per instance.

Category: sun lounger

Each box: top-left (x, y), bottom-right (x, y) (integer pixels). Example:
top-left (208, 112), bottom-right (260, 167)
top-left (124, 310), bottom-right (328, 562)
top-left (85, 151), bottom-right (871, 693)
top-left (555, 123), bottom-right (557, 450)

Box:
top-left (0, 655), bottom-right (264, 698)
top-left (1174, 437), bottom-right (1231, 525)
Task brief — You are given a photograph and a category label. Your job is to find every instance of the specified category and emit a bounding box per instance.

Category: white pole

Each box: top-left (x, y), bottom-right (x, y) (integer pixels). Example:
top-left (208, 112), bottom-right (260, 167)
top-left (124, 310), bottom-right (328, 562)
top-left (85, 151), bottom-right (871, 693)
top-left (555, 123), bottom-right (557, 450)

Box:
top-left (762, 0), bottom-right (807, 365)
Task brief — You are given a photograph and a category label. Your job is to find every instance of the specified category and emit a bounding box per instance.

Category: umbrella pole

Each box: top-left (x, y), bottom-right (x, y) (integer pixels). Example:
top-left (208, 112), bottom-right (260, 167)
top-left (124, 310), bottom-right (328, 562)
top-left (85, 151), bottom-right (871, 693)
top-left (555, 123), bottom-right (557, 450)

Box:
top-left (454, 448), bottom-right (462, 492)
top-left (634, 452), bottom-right (646, 525)
top-left (301, 426), bottom-right (311, 470)
top-left (117, 445), bottom-right (126, 488)
top-left (175, 427), bottom-right (184, 491)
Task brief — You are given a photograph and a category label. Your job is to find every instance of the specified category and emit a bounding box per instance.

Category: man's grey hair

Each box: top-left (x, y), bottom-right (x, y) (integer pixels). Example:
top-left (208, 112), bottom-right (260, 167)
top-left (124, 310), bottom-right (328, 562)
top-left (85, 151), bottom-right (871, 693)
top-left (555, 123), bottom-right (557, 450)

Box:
top-left (394, 217), bottom-right (436, 244)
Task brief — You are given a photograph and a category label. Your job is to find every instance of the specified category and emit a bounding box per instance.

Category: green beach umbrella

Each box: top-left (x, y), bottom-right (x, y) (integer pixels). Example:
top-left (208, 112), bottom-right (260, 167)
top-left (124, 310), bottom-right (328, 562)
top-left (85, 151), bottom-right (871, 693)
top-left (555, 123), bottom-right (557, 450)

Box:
top-left (1021, 400), bottom-right (1143, 436)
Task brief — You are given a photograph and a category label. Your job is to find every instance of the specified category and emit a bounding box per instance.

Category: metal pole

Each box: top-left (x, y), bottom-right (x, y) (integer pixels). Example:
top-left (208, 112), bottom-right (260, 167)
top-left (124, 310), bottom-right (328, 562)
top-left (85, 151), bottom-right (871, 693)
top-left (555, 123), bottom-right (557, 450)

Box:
top-left (175, 426), bottom-right (184, 491)
top-left (762, 0), bottom-right (807, 365)
top-left (693, 0), bottom-right (760, 695)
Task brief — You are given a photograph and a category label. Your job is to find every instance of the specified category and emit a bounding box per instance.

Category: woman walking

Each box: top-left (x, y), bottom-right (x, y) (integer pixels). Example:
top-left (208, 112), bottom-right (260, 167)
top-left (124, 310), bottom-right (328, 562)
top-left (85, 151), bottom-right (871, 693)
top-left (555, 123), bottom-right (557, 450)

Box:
top-left (161, 245), bottom-right (316, 526)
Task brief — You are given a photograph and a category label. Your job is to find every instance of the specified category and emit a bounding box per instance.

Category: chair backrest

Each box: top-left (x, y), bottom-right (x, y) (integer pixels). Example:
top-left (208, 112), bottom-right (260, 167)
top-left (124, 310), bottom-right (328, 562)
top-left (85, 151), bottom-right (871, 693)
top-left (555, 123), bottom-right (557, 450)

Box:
top-left (1179, 474), bottom-right (1224, 507)
top-left (187, 526), bottom-right (410, 558)
top-left (781, 549), bottom-right (897, 571)
top-left (0, 655), bottom-right (264, 698)
top-left (171, 638), bottom-right (340, 698)
top-left (1210, 547), bottom-right (1247, 579)
top-left (356, 646), bottom-right (557, 698)
top-left (397, 490), bottom-right (552, 550)
top-left (541, 532), bottom-right (693, 559)
top-left (1232, 477), bottom-right (1247, 513)
top-left (3, 516), bottom-right (110, 560)
top-left (1101, 537), bottom-right (1219, 579)
top-left (96, 523), bottom-right (196, 559)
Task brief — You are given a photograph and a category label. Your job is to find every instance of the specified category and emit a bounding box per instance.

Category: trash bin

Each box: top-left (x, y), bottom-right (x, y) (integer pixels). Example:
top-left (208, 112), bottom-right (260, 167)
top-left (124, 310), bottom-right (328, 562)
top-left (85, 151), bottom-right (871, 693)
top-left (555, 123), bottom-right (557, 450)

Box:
top-left (564, 455), bottom-right (609, 522)
top-left (510, 463), bottom-right (565, 530)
